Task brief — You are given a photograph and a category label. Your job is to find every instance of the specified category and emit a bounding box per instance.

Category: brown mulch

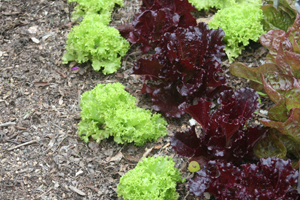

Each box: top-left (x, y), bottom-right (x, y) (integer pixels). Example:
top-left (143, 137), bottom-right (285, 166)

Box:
top-left (0, 1), bottom-right (273, 199)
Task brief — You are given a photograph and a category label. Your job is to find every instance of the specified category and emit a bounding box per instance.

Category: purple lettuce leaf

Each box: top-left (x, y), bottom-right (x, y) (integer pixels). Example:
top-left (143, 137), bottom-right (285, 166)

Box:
top-left (141, 83), bottom-right (192, 118)
top-left (117, 0), bottom-right (196, 52)
top-left (186, 88), bottom-right (260, 141)
top-left (171, 88), bottom-right (267, 164)
top-left (132, 23), bottom-right (227, 117)
top-left (189, 158), bottom-right (300, 199)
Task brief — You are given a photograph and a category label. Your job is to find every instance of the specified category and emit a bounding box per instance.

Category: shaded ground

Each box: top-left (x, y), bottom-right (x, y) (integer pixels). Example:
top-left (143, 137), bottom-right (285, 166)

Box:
top-left (0, 0), bottom-right (271, 199)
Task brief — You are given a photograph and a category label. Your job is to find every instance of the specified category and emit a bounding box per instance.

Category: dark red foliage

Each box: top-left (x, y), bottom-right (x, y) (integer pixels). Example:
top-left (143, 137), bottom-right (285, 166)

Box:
top-left (132, 24), bottom-right (228, 117)
top-left (117, 0), bottom-right (196, 52)
top-left (189, 158), bottom-right (300, 199)
top-left (170, 88), bottom-right (267, 163)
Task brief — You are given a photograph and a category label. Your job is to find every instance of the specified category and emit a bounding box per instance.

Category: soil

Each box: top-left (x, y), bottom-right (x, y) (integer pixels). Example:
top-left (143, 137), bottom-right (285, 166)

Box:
top-left (0, 0), bottom-right (273, 199)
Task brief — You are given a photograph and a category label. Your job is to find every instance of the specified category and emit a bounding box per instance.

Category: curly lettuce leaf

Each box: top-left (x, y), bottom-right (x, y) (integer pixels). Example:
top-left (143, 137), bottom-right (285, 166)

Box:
top-left (208, 3), bottom-right (265, 62)
top-left (132, 23), bottom-right (227, 118)
top-left (188, 0), bottom-right (261, 10)
top-left (170, 88), bottom-right (267, 165)
top-left (78, 83), bottom-right (167, 146)
top-left (62, 14), bottom-right (130, 74)
top-left (189, 158), bottom-right (300, 199)
top-left (68, 0), bottom-right (124, 21)
top-left (117, 156), bottom-right (185, 200)
top-left (117, 0), bottom-right (196, 52)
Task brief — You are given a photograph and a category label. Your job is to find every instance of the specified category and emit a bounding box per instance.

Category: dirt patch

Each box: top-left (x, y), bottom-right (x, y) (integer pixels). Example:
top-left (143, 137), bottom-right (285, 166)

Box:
top-left (0, 1), bottom-right (272, 199)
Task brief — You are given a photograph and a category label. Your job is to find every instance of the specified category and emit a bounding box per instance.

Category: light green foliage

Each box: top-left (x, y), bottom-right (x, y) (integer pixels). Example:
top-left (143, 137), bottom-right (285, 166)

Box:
top-left (68, 0), bottom-right (124, 21)
top-left (188, 0), bottom-right (261, 10)
top-left (208, 3), bottom-right (265, 62)
top-left (62, 14), bottom-right (130, 74)
top-left (78, 83), bottom-right (167, 146)
top-left (117, 156), bottom-right (185, 200)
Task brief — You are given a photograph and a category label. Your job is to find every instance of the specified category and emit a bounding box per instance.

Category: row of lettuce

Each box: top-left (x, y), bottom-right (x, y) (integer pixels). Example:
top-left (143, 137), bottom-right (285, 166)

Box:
top-left (62, 0), bottom-right (300, 199)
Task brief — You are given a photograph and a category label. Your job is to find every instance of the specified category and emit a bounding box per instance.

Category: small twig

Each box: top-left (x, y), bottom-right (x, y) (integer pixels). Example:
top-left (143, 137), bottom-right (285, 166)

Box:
top-left (50, 121), bottom-right (64, 130)
top-left (183, 191), bottom-right (190, 200)
top-left (140, 147), bottom-right (153, 161)
top-left (53, 135), bottom-right (68, 153)
top-left (7, 139), bottom-right (37, 151)
top-left (6, 140), bottom-right (20, 145)
top-left (55, 69), bottom-right (67, 78)
top-left (8, 132), bottom-right (20, 140)
top-left (39, 186), bottom-right (54, 198)
top-left (0, 122), bottom-right (16, 127)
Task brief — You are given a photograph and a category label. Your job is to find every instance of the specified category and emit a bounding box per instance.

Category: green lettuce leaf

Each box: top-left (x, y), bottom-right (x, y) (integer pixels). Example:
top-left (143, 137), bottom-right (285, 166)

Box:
top-left (68, 0), bottom-right (124, 21)
top-left (188, 0), bottom-right (261, 10)
top-left (62, 14), bottom-right (130, 74)
top-left (208, 3), bottom-right (265, 62)
top-left (117, 156), bottom-right (185, 200)
top-left (78, 82), bottom-right (167, 146)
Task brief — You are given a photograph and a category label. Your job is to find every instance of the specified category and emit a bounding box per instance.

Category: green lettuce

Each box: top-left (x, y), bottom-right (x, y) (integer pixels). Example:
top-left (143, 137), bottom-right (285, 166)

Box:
top-left (62, 14), bottom-right (130, 74)
top-left (208, 3), bottom-right (265, 62)
top-left (78, 82), bottom-right (167, 146)
top-left (117, 156), bottom-right (185, 200)
top-left (188, 0), bottom-right (261, 11)
top-left (68, 0), bottom-right (124, 22)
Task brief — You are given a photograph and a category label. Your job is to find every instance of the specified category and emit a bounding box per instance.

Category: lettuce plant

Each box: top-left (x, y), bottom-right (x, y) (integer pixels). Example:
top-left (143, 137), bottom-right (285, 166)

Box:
top-left (230, 14), bottom-right (300, 161)
top-left (68, 0), bottom-right (124, 22)
top-left (187, 0), bottom-right (261, 11)
top-left (208, 3), bottom-right (265, 62)
top-left (78, 82), bottom-right (167, 146)
top-left (117, 156), bottom-right (185, 200)
top-left (189, 158), bottom-right (300, 199)
top-left (261, 0), bottom-right (297, 32)
top-left (170, 88), bottom-right (267, 165)
top-left (62, 14), bottom-right (130, 75)
top-left (117, 0), bottom-right (197, 52)
top-left (132, 23), bottom-right (229, 118)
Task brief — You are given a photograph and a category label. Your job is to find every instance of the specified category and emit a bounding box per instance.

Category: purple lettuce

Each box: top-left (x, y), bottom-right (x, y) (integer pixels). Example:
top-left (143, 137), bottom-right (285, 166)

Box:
top-left (170, 88), bottom-right (267, 164)
top-left (117, 0), bottom-right (196, 52)
top-left (189, 158), bottom-right (300, 199)
top-left (132, 23), bottom-right (228, 117)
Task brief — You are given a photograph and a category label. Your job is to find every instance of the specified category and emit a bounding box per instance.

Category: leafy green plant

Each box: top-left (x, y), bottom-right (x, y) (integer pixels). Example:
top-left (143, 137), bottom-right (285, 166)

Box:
top-left (117, 156), bottom-right (185, 200)
top-left (78, 82), bottom-right (167, 146)
top-left (188, 0), bottom-right (261, 10)
top-left (261, 0), bottom-right (297, 32)
top-left (68, 0), bottom-right (124, 22)
top-left (62, 14), bottom-right (130, 75)
top-left (208, 2), bottom-right (265, 62)
top-left (230, 14), bottom-right (300, 164)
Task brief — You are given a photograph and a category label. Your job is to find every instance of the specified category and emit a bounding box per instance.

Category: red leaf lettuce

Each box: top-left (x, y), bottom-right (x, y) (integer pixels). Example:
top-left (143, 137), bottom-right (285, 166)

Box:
top-left (189, 158), bottom-right (300, 199)
top-left (229, 14), bottom-right (300, 162)
top-left (117, 0), bottom-right (197, 52)
top-left (132, 23), bottom-right (228, 117)
top-left (170, 88), bottom-right (267, 164)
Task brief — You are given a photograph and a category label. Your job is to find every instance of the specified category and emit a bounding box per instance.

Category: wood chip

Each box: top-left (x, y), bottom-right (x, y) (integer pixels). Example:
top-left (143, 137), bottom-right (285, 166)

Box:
top-left (33, 81), bottom-right (49, 87)
top-left (31, 37), bottom-right (40, 44)
top-left (69, 185), bottom-right (86, 196)
top-left (15, 126), bottom-right (27, 130)
top-left (0, 122), bottom-right (16, 127)
top-left (125, 154), bottom-right (139, 162)
top-left (140, 147), bottom-right (153, 161)
top-left (110, 152), bottom-right (123, 162)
